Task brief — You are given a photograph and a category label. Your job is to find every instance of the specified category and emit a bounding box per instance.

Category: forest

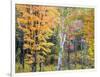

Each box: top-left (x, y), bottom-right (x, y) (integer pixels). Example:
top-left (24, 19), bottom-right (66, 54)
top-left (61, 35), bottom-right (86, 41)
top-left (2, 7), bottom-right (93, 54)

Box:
top-left (15, 4), bottom-right (94, 73)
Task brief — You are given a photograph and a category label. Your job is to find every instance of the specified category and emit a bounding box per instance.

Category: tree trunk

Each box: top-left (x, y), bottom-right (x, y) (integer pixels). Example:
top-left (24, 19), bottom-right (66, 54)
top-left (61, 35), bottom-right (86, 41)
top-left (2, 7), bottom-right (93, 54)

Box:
top-left (57, 8), bottom-right (66, 70)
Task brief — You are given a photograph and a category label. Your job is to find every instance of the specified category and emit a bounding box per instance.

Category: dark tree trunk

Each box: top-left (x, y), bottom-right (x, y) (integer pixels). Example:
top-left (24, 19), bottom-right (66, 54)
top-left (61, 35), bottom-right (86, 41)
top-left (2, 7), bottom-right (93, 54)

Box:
top-left (20, 46), bottom-right (24, 69)
top-left (67, 49), bottom-right (70, 69)
top-left (34, 51), bottom-right (37, 72)
top-left (32, 29), bottom-right (38, 72)
top-left (32, 51), bottom-right (37, 72)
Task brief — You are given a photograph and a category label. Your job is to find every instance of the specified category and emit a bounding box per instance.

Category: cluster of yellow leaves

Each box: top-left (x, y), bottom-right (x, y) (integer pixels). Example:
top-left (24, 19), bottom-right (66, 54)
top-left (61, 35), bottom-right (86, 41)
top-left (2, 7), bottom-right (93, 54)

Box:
top-left (16, 4), bottom-right (60, 64)
top-left (82, 9), bottom-right (94, 64)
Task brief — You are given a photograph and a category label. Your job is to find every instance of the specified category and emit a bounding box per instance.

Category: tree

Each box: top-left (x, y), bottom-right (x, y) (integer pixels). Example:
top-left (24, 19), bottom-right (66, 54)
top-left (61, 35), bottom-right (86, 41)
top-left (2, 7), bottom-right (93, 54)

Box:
top-left (16, 4), bottom-right (60, 72)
